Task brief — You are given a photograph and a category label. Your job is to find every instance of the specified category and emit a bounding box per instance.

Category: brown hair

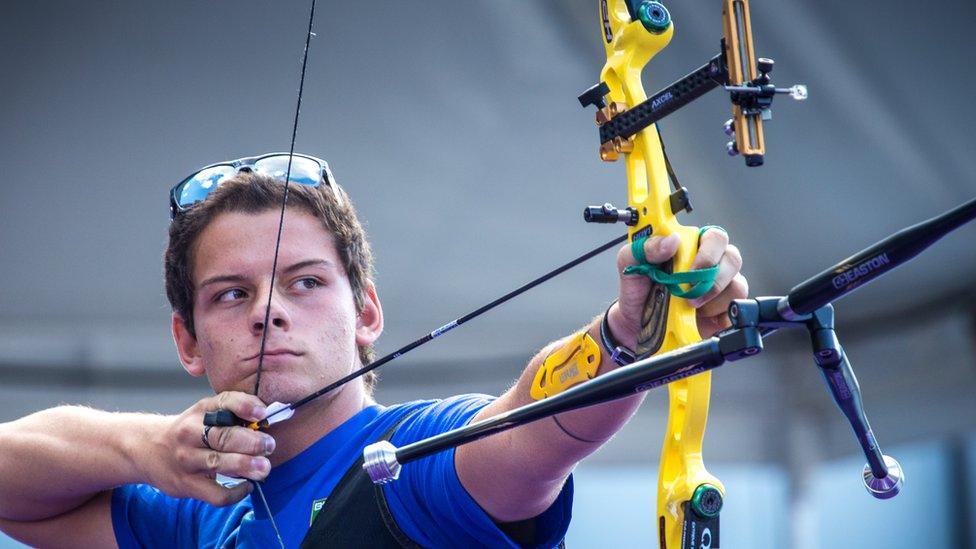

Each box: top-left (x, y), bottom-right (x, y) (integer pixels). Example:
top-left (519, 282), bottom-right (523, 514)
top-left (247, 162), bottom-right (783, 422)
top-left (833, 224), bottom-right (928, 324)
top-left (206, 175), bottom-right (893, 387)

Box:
top-left (164, 172), bottom-right (377, 390)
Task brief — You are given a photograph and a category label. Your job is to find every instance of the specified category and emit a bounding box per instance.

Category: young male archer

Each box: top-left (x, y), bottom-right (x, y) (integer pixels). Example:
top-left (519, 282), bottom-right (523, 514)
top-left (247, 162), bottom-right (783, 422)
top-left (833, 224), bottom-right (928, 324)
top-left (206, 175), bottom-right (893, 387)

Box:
top-left (0, 153), bottom-right (746, 547)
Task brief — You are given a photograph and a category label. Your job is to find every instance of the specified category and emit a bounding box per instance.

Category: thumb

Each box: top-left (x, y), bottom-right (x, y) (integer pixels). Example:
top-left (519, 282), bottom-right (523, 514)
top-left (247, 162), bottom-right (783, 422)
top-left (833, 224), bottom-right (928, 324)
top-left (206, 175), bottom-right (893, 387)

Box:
top-left (616, 234), bottom-right (680, 328)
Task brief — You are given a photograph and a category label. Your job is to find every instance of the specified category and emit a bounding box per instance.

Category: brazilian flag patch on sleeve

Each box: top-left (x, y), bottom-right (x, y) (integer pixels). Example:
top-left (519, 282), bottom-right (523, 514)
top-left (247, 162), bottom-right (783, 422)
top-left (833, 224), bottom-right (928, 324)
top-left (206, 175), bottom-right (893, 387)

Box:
top-left (309, 498), bottom-right (327, 526)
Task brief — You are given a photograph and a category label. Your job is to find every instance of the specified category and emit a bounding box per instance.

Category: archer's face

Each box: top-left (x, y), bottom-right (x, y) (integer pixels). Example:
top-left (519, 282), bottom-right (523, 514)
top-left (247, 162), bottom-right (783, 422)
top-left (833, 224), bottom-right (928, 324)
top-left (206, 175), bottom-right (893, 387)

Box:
top-left (175, 208), bottom-right (377, 405)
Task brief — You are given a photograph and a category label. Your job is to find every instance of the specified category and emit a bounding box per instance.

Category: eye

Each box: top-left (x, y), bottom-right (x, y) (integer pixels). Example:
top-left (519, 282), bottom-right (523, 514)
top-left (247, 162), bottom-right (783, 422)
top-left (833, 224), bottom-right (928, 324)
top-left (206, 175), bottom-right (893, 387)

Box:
top-left (215, 288), bottom-right (247, 303)
top-left (293, 277), bottom-right (322, 291)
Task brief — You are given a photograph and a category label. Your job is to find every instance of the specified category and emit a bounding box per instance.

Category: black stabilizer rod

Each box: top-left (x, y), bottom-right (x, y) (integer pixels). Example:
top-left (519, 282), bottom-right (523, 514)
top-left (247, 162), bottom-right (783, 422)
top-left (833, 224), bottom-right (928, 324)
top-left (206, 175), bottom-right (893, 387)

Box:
top-left (821, 342), bottom-right (888, 475)
top-left (781, 196), bottom-right (976, 317)
top-left (803, 306), bottom-right (887, 476)
top-left (397, 338), bottom-right (728, 465)
top-left (362, 326), bottom-right (763, 484)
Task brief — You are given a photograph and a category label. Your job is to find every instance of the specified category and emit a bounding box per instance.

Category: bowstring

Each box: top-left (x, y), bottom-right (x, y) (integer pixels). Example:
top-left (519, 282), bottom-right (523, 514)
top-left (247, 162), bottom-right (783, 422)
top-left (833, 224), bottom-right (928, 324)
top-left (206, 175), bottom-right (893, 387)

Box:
top-left (250, 0), bottom-right (317, 546)
top-left (254, 0), bottom-right (317, 398)
top-left (252, 480), bottom-right (286, 548)
top-left (249, 0), bottom-right (625, 540)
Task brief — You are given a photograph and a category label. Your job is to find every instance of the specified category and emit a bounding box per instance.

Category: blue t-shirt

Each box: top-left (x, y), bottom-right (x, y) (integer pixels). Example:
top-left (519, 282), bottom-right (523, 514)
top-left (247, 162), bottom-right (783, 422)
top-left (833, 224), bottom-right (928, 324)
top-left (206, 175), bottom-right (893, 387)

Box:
top-left (112, 394), bottom-right (573, 548)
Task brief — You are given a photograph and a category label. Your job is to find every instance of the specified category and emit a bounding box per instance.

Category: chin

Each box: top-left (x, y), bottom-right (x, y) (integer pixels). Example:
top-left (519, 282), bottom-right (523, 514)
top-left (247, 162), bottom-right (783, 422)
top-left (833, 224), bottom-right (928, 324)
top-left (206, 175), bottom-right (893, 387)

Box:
top-left (254, 376), bottom-right (315, 405)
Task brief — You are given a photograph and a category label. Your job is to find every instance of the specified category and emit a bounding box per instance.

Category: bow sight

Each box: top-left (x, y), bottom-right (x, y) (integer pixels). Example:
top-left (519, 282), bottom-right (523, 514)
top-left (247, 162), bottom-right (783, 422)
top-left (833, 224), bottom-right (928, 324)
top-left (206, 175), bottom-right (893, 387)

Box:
top-left (578, 1), bottom-right (806, 168)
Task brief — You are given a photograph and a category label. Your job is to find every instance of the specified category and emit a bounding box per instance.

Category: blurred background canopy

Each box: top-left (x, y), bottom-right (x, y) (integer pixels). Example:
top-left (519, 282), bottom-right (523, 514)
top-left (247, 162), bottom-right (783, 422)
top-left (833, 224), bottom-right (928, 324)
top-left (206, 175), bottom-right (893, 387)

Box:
top-left (1, 1), bottom-right (974, 547)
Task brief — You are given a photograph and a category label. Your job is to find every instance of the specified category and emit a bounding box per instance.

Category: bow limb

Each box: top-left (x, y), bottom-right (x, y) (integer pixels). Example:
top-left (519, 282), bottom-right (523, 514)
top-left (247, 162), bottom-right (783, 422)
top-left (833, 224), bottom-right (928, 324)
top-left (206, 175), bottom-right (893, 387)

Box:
top-left (598, 2), bottom-right (722, 547)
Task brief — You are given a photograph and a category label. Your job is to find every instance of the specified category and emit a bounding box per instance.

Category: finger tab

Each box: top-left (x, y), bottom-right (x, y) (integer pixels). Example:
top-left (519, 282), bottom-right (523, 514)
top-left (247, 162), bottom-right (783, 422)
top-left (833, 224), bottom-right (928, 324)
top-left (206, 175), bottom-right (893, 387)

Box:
top-left (204, 410), bottom-right (242, 427)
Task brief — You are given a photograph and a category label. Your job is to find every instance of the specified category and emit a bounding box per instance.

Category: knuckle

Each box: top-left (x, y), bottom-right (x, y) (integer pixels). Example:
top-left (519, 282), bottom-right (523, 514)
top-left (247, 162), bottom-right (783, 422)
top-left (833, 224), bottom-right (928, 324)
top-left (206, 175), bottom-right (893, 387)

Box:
top-left (617, 245), bottom-right (633, 267)
top-left (190, 399), bottom-right (206, 415)
top-left (174, 422), bottom-right (190, 444)
top-left (655, 235), bottom-right (677, 255)
top-left (702, 227), bottom-right (729, 248)
top-left (733, 274), bottom-right (749, 297)
top-left (699, 283), bottom-right (718, 300)
top-left (202, 491), bottom-right (222, 506)
top-left (205, 451), bottom-right (221, 472)
top-left (215, 489), bottom-right (235, 506)
top-left (645, 236), bottom-right (673, 261)
top-left (174, 448), bottom-right (189, 469)
top-left (726, 244), bottom-right (743, 269)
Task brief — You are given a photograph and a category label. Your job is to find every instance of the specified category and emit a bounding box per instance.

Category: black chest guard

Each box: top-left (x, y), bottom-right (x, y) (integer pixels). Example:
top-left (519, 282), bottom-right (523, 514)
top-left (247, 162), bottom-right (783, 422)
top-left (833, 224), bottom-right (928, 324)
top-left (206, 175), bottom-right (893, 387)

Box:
top-left (300, 412), bottom-right (421, 548)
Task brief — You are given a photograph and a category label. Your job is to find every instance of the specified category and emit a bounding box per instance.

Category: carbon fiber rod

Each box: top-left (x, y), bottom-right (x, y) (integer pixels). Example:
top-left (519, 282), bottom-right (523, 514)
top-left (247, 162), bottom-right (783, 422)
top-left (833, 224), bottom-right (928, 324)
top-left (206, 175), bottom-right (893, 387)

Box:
top-left (781, 196), bottom-right (976, 318)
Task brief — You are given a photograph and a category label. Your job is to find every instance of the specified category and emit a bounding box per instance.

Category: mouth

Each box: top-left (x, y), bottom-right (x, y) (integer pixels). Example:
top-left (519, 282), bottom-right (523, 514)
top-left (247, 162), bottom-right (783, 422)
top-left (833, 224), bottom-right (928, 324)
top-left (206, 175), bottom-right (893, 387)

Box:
top-left (244, 348), bottom-right (304, 362)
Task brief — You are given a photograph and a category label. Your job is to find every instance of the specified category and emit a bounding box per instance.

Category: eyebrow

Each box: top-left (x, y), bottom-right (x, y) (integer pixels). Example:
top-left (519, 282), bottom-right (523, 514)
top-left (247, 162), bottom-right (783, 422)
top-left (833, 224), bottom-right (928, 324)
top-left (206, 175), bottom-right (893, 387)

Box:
top-left (199, 259), bottom-right (336, 289)
top-left (282, 258), bottom-right (335, 275)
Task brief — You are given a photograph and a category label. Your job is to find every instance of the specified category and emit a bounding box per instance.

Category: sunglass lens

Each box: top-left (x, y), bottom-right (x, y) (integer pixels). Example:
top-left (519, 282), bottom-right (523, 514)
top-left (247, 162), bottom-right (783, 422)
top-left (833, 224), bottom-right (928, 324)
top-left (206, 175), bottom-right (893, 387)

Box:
top-left (254, 156), bottom-right (321, 186)
top-left (178, 166), bottom-right (237, 208)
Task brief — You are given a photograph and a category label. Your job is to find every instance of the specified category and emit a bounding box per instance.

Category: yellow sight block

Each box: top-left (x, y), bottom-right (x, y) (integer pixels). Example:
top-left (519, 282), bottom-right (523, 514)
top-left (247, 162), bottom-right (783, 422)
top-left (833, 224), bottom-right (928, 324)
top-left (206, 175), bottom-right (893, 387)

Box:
top-left (530, 332), bottom-right (601, 400)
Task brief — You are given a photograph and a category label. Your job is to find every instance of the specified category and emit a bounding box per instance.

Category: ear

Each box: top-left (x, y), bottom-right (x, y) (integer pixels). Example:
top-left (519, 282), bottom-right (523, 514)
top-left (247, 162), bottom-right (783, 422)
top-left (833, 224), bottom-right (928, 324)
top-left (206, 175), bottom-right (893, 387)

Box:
top-left (355, 280), bottom-right (384, 347)
top-left (172, 312), bottom-right (206, 377)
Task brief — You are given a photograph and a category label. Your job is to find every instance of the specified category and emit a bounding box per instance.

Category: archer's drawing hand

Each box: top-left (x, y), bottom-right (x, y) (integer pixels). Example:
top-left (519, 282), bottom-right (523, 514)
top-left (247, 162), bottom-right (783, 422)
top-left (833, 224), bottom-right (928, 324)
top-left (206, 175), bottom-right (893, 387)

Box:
top-left (141, 392), bottom-right (275, 506)
top-left (614, 228), bottom-right (747, 343)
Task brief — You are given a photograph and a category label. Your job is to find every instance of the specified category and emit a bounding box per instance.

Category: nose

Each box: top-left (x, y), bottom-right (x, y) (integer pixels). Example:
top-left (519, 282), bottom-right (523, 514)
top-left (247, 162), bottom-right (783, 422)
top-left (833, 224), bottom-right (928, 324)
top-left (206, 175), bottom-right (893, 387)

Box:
top-left (250, 290), bottom-right (291, 335)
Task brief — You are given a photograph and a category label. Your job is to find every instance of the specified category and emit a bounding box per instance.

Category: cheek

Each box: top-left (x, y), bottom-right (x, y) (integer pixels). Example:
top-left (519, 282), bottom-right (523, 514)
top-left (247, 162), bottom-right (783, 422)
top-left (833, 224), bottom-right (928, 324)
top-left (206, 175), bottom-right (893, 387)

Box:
top-left (196, 323), bottom-right (241, 371)
top-left (311, 308), bottom-right (357, 357)
top-left (317, 314), bottom-right (352, 342)
top-left (199, 321), bottom-right (234, 350)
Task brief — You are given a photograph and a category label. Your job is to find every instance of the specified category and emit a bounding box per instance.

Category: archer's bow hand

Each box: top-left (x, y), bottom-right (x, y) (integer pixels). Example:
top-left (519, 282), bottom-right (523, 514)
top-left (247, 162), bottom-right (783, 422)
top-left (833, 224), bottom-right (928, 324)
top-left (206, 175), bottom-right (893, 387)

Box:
top-left (613, 228), bottom-right (747, 344)
top-left (142, 391), bottom-right (274, 507)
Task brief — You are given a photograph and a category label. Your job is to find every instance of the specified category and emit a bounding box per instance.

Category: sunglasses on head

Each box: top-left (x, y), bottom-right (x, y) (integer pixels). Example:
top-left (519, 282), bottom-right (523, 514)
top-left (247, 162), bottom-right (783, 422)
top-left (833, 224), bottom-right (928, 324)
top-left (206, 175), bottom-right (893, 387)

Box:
top-left (169, 153), bottom-right (342, 219)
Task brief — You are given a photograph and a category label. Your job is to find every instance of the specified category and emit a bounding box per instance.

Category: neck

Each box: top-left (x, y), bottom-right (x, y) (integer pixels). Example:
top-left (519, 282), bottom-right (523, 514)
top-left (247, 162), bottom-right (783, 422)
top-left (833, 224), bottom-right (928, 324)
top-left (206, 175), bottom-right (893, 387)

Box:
top-left (265, 380), bottom-right (373, 466)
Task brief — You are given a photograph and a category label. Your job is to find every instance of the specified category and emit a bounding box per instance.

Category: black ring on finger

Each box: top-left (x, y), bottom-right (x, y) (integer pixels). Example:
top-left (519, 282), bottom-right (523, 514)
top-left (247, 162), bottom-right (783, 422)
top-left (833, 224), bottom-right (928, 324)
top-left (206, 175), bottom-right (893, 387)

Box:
top-left (202, 424), bottom-right (216, 450)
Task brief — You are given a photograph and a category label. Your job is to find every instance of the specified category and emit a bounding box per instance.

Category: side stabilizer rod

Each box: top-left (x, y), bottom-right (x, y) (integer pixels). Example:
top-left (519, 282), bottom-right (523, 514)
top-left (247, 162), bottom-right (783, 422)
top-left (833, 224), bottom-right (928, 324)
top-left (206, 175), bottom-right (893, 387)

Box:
top-left (363, 327), bottom-right (763, 484)
top-left (780, 196), bottom-right (976, 318)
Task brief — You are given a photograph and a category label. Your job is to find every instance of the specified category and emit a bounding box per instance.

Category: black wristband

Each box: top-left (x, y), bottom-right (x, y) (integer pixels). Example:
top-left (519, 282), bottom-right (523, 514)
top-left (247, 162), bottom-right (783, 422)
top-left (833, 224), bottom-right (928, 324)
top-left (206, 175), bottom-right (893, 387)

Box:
top-left (600, 303), bottom-right (636, 366)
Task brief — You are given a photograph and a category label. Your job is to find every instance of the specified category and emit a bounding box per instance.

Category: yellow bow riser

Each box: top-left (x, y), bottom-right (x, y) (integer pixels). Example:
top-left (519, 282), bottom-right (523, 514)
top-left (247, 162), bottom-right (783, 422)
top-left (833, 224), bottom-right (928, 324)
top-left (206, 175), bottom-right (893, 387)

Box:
top-left (599, 2), bottom-right (723, 548)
